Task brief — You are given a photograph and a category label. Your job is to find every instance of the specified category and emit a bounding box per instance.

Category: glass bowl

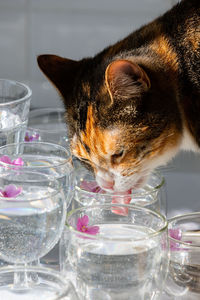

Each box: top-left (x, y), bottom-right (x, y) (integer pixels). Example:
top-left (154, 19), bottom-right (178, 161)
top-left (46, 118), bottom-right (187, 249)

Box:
top-left (0, 142), bottom-right (74, 271)
top-left (165, 212), bottom-right (200, 299)
top-left (73, 166), bottom-right (166, 216)
top-left (66, 203), bottom-right (168, 300)
top-left (0, 79), bottom-right (31, 147)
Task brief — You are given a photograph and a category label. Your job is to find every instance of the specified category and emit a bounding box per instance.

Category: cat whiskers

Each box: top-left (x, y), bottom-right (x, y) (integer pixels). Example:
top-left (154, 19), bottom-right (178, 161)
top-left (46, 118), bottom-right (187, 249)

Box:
top-left (157, 164), bottom-right (175, 173)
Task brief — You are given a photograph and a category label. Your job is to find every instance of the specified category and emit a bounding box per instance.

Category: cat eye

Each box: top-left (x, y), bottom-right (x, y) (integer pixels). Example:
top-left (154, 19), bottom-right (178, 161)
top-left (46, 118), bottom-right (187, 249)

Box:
top-left (80, 157), bottom-right (89, 163)
top-left (78, 157), bottom-right (93, 172)
top-left (140, 145), bottom-right (147, 151)
top-left (78, 156), bottom-right (92, 169)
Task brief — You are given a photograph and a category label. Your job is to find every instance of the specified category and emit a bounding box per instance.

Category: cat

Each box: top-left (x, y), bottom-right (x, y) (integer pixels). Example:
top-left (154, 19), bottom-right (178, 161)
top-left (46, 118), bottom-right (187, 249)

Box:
top-left (37, 0), bottom-right (200, 194)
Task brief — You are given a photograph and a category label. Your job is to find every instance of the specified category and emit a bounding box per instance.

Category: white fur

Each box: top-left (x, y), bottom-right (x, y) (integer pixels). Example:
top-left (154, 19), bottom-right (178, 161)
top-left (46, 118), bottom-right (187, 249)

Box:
top-left (96, 139), bottom-right (182, 192)
top-left (180, 125), bottom-right (199, 152)
top-left (73, 125), bottom-right (200, 193)
top-left (108, 127), bottom-right (199, 192)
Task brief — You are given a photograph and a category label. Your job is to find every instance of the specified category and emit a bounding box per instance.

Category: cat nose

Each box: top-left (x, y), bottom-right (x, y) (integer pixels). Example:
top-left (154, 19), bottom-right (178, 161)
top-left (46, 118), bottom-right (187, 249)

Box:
top-left (101, 180), bottom-right (114, 190)
top-left (96, 174), bottom-right (114, 190)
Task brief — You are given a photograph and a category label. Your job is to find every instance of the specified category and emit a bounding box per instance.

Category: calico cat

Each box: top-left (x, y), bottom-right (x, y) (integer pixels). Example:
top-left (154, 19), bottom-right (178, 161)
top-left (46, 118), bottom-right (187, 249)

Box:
top-left (37, 0), bottom-right (200, 194)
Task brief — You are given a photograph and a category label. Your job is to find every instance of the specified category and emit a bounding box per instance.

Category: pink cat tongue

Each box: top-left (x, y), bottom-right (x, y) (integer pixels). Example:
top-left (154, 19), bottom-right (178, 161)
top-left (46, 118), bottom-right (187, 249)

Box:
top-left (111, 189), bottom-right (132, 216)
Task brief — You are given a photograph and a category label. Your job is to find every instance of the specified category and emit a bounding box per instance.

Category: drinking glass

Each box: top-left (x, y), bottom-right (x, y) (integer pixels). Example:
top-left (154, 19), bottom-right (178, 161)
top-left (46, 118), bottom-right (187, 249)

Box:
top-left (26, 107), bottom-right (70, 149)
top-left (60, 167), bottom-right (166, 277)
top-left (0, 79), bottom-right (31, 147)
top-left (0, 141), bottom-right (73, 205)
top-left (164, 212), bottom-right (200, 300)
top-left (74, 166), bottom-right (166, 216)
top-left (0, 141), bottom-right (74, 270)
top-left (0, 266), bottom-right (79, 300)
top-left (0, 169), bottom-right (66, 293)
top-left (66, 204), bottom-right (168, 300)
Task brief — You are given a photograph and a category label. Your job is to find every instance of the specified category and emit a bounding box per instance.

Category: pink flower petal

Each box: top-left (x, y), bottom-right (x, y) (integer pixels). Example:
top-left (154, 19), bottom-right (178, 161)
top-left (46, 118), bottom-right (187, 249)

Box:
top-left (34, 133), bottom-right (40, 140)
top-left (77, 215), bottom-right (89, 231)
top-left (169, 228), bottom-right (192, 251)
top-left (31, 133), bottom-right (39, 141)
top-left (0, 184), bottom-right (22, 198)
top-left (169, 228), bottom-right (182, 240)
top-left (81, 215), bottom-right (89, 226)
top-left (25, 133), bottom-right (30, 141)
top-left (6, 185), bottom-right (22, 197)
top-left (81, 181), bottom-right (99, 192)
top-left (169, 241), bottom-right (180, 251)
top-left (12, 157), bottom-right (24, 166)
top-left (77, 218), bottom-right (83, 231)
top-left (0, 155), bottom-right (12, 164)
top-left (76, 215), bottom-right (99, 236)
top-left (80, 180), bottom-right (105, 193)
top-left (0, 155), bottom-right (24, 167)
top-left (25, 132), bottom-right (40, 142)
top-left (86, 225), bottom-right (100, 235)
top-left (91, 185), bottom-right (103, 193)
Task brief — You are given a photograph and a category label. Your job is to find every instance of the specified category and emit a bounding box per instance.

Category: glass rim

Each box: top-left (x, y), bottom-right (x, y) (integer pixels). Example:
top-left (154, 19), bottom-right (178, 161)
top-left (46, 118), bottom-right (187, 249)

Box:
top-left (75, 171), bottom-right (165, 198)
top-left (0, 141), bottom-right (72, 169)
top-left (66, 203), bottom-right (168, 242)
top-left (28, 107), bottom-right (66, 134)
top-left (0, 170), bottom-right (63, 202)
top-left (0, 188), bottom-right (62, 202)
top-left (0, 79), bottom-right (32, 106)
top-left (168, 211), bottom-right (200, 248)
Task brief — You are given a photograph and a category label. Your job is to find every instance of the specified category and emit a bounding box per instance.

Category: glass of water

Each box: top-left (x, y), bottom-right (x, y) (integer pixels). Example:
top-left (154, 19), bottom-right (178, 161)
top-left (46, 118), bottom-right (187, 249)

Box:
top-left (0, 266), bottom-right (79, 300)
top-left (66, 204), bottom-right (168, 300)
top-left (164, 212), bottom-right (200, 300)
top-left (0, 142), bottom-right (74, 270)
top-left (0, 169), bottom-right (66, 294)
top-left (26, 108), bottom-right (69, 149)
top-left (0, 141), bottom-right (73, 205)
top-left (0, 79), bottom-right (31, 147)
top-left (74, 166), bottom-right (166, 216)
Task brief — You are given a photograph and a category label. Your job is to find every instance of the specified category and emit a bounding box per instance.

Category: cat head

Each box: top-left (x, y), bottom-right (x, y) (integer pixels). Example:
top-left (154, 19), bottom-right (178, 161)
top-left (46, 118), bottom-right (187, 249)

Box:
top-left (37, 54), bottom-right (182, 192)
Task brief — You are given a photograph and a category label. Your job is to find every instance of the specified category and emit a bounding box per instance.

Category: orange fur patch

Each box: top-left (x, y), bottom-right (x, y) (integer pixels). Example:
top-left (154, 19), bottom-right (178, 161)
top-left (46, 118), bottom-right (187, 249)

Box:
top-left (141, 126), bottom-right (149, 132)
top-left (74, 105), bottom-right (123, 166)
top-left (73, 105), bottom-right (181, 176)
top-left (150, 35), bottom-right (178, 74)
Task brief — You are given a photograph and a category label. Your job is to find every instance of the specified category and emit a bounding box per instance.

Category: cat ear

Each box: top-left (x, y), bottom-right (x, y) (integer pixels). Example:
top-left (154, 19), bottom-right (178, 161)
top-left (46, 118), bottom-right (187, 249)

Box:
top-left (105, 59), bottom-right (151, 102)
top-left (37, 54), bottom-right (81, 101)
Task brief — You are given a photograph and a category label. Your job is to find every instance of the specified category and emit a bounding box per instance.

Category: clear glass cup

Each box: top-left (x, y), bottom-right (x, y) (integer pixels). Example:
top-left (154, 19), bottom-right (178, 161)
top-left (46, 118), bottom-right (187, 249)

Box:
top-left (0, 79), bottom-right (31, 147)
top-left (0, 169), bottom-right (66, 293)
top-left (164, 212), bottom-right (200, 300)
top-left (26, 108), bottom-right (69, 150)
top-left (0, 142), bottom-right (74, 270)
top-left (60, 167), bottom-right (166, 278)
top-left (66, 204), bottom-right (168, 300)
top-left (0, 266), bottom-right (79, 300)
top-left (73, 166), bottom-right (166, 216)
top-left (0, 141), bottom-right (73, 205)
